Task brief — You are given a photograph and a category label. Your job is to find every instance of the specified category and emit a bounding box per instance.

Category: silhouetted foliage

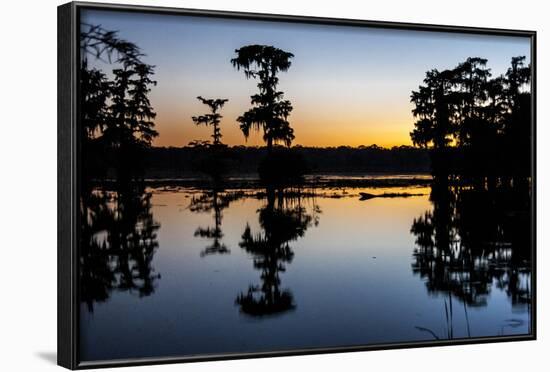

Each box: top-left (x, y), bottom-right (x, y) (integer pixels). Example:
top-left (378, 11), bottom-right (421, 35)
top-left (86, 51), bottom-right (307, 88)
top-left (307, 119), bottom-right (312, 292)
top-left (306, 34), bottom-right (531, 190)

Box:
top-left (80, 64), bottom-right (111, 180)
top-left (107, 64), bottom-right (158, 147)
top-left (191, 96), bottom-right (229, 147)
top-left (410, 69), bottom-right (456, 149)
top-left (81, 65), bottom-right (111, 139)
top-left (81, 23), bottom-right (143, 66)
top-left (105, 63), bottom-right (158, 181)
top-left (410, 57), bottom-right (532, 338)
top-left (188, 96), bottom-right (232, 181)
top-left (80, 24), bottom-right (158, 184)
top-left (410, 56), bottom-right (532, 180)
top-left (231, 45), bottom-right (295, 150)
top-left (79, 25), bottom-right (162, 312)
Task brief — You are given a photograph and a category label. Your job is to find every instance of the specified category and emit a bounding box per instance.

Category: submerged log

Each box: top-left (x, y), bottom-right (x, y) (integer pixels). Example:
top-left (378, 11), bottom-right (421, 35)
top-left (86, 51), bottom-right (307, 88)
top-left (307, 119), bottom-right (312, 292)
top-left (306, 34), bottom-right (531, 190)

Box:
top-left (359, 192), bottom-right (424, 200)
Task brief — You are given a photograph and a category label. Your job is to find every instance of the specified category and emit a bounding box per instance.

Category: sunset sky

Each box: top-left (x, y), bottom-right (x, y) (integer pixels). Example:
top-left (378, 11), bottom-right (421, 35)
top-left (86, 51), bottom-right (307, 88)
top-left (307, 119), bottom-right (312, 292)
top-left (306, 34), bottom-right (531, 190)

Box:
top-left (81, 9), bottom-right (531, 148)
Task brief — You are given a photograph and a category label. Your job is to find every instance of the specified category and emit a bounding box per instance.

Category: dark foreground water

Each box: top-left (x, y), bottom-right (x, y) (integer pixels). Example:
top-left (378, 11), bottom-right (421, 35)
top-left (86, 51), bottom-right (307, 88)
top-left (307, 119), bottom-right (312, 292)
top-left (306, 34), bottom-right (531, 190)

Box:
top-left (79, 177), bottom-right (532, 362)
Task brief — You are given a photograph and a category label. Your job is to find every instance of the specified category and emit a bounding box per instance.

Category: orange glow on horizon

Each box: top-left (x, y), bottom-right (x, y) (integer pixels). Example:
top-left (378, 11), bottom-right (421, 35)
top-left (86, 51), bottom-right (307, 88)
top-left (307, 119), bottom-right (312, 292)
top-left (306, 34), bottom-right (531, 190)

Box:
top-left (151, 103), bottom-right (416, 148)
top-left (151, 119), bottom-right (414, 148)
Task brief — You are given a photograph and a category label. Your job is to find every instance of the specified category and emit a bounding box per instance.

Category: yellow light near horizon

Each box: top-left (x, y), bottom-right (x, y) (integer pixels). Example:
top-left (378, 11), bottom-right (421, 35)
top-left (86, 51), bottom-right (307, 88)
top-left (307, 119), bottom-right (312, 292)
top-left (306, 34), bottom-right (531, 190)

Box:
top-left (150, 97), bottom-right (416, 148)
top-left (151, 121), bottom-right (415, 148)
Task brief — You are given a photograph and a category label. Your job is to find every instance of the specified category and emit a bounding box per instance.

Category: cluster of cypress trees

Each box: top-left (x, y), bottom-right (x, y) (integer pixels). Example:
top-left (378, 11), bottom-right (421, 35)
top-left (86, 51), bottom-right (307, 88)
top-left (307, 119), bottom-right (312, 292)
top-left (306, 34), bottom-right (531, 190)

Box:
top-left (410, 56), bottom-right (531, 180)
top-left (80, 24), bottom-right (158, 183)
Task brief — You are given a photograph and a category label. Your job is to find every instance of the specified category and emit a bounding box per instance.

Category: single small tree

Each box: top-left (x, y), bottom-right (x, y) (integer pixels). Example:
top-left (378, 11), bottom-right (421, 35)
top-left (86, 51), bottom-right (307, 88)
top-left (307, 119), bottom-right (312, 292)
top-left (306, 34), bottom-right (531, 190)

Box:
top-left (231, 45), bottom-right (295, 150)
top-left (191, 96), bottom-right (229, 146)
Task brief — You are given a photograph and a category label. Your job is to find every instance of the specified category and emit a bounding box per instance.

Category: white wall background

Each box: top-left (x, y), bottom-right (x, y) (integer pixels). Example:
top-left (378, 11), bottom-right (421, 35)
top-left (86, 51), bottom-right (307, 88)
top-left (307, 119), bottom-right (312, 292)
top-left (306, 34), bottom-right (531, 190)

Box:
top-left (0, 0), bottom-right (546, 370)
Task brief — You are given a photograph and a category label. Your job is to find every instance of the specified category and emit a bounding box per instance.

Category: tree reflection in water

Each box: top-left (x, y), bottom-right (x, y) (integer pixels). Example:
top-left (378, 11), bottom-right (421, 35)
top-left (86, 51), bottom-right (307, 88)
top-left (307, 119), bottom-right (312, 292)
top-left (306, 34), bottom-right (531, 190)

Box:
top-left (189, 189), bottom-right (245, 257)
top-left (411, 176), bottom-right (531, 338)
top-left (80, 184), bottom-right (161, 312)
top-left (236, 186), bottom-right (320, 316)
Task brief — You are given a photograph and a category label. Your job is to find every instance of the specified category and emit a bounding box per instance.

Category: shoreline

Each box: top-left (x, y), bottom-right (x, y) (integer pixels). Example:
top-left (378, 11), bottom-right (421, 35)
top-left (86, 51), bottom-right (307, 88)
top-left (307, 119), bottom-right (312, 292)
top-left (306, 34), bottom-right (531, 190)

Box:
top-left (89, 173), bottom-right (433, 190)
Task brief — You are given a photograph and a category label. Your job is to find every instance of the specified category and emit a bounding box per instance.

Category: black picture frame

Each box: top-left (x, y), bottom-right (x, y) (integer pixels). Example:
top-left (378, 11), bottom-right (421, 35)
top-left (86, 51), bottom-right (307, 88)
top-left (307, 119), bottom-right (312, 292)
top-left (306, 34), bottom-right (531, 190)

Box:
top-left (58, 1), bottom-right (537, 369)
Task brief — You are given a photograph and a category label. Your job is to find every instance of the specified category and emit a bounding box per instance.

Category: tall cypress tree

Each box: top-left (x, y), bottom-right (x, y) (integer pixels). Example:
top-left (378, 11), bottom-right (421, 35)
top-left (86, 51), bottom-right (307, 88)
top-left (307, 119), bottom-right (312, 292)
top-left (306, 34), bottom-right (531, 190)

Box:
top-left (231, 45), bottom-right (295, 151)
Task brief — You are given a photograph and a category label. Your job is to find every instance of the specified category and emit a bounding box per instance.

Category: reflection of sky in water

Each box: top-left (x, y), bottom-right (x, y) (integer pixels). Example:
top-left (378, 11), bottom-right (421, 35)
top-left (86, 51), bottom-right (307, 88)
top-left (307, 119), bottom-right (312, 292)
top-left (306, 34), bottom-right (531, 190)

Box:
top-left (80, 186), bottom-right (530, 361)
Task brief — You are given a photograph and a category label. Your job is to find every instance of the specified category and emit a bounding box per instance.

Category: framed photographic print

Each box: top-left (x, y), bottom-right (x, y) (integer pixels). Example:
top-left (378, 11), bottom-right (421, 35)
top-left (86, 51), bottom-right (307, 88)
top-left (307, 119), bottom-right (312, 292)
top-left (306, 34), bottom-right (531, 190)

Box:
top-left (58, 1), bottom-right (536, 369)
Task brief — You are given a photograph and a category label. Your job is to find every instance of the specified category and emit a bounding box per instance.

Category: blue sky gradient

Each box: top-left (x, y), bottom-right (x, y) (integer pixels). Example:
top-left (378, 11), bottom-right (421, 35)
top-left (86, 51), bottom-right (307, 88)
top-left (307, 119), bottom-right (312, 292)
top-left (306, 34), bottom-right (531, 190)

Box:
top-left (81, 9), bottom-right (531, 147)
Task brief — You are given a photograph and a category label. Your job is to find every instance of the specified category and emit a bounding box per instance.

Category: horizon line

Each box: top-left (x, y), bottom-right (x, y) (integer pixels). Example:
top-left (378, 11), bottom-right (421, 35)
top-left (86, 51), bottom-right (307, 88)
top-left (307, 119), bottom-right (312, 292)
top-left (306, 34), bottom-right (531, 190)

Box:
top-left (149, 144), bottom-right (422, 150)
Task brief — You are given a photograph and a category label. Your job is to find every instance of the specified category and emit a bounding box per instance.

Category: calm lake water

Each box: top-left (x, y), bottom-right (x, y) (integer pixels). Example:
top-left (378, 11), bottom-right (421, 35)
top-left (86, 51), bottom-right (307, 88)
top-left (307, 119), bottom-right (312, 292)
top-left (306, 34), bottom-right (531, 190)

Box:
top-left (79, 177), bottom-right (531, 361)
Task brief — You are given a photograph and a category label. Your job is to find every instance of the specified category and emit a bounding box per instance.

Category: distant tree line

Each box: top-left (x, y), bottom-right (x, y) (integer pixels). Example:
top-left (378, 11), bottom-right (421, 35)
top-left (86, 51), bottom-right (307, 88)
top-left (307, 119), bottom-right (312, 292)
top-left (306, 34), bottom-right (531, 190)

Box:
top-left (410, 56), bottom-right (531, 180)
top-left (141, 145), bottom-right (430, 178)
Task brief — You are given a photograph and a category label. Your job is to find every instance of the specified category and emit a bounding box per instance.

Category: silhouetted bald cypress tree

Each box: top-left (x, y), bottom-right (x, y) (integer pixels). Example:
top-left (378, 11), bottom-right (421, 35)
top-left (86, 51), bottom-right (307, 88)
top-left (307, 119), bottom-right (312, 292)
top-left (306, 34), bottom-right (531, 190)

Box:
top-left (454, 57), bottom-right (492, 147)
top-left (191, 96), bottom-right (229, 147)
top-left (231, 45), bottom-right (295, 151)
top-left (410, 56), bottom-right (531, 180)
top-left (502, 56), bottom-right (531, 178)
top-left (410, 69), bottom-right (456, 149)
top-left (80, 24), bottom-right (144, 142)
top-left (79, 24), bottom-right (158, 182)
top-left (128, 63), bottom-right (158, 146)
top-left (81, 64), bottom-right (111, 140)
